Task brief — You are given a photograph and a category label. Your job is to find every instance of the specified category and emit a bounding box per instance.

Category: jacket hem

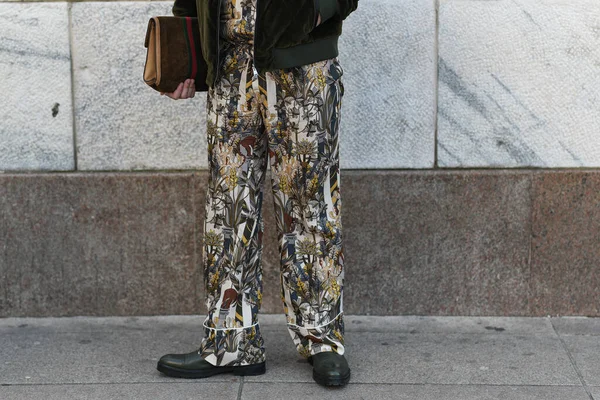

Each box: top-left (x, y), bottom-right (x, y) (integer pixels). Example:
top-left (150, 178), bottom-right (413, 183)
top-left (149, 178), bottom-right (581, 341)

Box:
top-left (270, 35), bottom-right (339, 70)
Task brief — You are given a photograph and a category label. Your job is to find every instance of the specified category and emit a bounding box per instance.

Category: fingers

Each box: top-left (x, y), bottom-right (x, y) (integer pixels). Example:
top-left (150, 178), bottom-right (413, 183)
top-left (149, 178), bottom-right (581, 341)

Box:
top-left (164, 82), bottom-right (182, 99)
top-left (174, 81), bottom-right (185, 98)
top-left (180, 79), bottom-right (194, 99)
top-left (164, 79), bottom-right (195, 100)
top-left (188, 79), bottom-right (195, 98)
top-left (180, 79), bottom-right (190, 99)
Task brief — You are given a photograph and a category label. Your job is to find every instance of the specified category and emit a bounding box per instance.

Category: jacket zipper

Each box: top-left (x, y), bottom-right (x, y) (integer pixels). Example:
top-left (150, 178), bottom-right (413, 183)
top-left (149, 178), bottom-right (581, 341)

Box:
top-left (214, 0), bottom-right (222, 87)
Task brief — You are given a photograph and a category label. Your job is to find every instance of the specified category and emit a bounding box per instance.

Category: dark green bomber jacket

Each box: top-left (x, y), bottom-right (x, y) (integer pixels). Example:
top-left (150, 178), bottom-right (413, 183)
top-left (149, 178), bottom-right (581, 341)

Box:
top-left (171, 0), bottom-right (359, 88)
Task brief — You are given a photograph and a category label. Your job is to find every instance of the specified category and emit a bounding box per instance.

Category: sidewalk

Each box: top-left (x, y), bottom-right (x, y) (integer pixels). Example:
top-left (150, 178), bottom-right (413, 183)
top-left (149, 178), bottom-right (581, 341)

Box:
top-left (1, 314), bottom-right (599, 399)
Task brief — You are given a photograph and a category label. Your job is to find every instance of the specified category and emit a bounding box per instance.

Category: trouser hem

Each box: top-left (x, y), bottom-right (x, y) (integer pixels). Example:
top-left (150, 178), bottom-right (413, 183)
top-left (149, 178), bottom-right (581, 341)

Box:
top-left (286, 311), bottom-right (346, 358)
top-left (199, 322), bottom-right (266, 367)
top-left (285, 311), bottom-right (344, 330)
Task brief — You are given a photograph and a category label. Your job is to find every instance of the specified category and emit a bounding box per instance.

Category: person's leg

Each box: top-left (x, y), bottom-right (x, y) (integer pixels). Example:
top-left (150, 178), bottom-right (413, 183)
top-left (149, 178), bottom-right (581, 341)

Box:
top-left (259, 56), bottom-right (346, 360)
top-left (157, 42), bottom-right (269, 377)
top-left (157, 0), bottom-right (270, 378)
top-left (197, 44), bottom-right (269, 367)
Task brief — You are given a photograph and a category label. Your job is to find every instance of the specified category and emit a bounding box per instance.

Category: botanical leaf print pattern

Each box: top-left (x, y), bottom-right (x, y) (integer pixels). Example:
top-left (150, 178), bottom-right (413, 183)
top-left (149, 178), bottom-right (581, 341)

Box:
top-left (198, 0), bottom-right (345, 367)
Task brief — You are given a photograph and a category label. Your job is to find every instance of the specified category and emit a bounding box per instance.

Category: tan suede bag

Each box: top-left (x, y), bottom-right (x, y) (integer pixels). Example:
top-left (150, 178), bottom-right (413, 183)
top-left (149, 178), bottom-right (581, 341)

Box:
top-left (143, 16), bottom-right (209, 93)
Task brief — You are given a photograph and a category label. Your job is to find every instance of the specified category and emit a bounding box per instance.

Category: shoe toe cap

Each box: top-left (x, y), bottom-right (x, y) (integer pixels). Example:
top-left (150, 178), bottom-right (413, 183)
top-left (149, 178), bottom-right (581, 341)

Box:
top-left (315, 363), bottom-right (347, 377)
top-left (312, 354), bottom-right (350, 377)
top-left (158, 353), bottom-right (185, 368)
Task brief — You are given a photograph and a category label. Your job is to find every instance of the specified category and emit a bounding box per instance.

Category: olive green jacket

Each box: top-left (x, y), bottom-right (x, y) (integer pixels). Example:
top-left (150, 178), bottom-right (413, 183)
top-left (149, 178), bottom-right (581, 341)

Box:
top-left (171, 0), bottom-right (359, 87)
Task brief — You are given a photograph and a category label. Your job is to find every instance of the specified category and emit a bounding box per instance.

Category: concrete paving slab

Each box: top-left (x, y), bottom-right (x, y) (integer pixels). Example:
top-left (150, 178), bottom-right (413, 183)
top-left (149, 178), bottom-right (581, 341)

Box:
top-left (343, 315), bottom-right (555, 335)
top-left (242, 383), bottom-right (589, 400)
top-left (587, 386), bottom-right (600, 400)
top-left (247, 328), bottom-right (580, 385)
top-left (0, 315), bottom-right (207, 334)
top-left (552, 317), bottom-right (600, 336)
top-left (0, 314), bottom-right (556, 335)
top-left (0, 382), bottom-right (239, 400)
top-left (0, 314), bottom-right (589, 398)
top-left (0, 325), bottom-right (236, 385)
top-left (0, 314), bottom-right (296, 334)
top-left (560, 335), bottom-right (600, 386)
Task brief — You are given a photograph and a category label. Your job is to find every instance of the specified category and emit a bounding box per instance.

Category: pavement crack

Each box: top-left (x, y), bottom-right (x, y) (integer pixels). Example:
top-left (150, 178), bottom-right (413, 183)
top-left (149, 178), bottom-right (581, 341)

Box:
top-left (551, 322), bottom-right (594, 400)
top-left (237, 376), bottom-right (244, 400)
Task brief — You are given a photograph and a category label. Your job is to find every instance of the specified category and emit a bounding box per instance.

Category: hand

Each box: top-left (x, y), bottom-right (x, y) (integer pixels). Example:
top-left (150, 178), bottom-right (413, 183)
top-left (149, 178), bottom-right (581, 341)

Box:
top-left (160, 78), bottom-right (195, 99)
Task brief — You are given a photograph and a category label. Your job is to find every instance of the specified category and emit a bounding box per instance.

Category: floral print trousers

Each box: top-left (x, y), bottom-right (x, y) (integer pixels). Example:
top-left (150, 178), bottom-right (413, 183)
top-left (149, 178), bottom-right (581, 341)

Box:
top-left (197, 1), bottom-right (345, 367)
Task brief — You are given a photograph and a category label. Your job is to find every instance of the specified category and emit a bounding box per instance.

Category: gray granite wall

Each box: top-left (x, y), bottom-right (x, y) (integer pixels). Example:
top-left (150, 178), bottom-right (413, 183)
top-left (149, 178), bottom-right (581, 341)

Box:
top-left (3, 170), bottom-right (600, 318)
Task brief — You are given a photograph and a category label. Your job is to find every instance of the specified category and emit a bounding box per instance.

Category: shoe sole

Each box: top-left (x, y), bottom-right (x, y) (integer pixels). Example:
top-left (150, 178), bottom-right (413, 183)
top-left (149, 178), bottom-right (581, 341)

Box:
top-left (156, 361), bottom-right (266, 379)
top-left (312, 369), bottom-right (351, 387)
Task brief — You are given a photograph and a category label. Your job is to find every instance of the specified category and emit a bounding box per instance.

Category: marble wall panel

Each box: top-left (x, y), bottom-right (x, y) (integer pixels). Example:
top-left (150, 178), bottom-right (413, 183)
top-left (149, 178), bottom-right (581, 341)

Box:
top-left (339, 0), bottom-right (436, 169)
top-left (0, 3), bottom-right (73, 171)
top-left (70, 2), bottom-right (207, 171)
top-left (438, 0), bottom-right (600, 167)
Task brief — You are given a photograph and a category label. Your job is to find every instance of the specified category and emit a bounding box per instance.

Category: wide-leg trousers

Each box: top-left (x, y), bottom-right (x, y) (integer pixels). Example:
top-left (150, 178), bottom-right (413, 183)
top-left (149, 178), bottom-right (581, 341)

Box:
top-left (198, 34), bottom-right (346, 367)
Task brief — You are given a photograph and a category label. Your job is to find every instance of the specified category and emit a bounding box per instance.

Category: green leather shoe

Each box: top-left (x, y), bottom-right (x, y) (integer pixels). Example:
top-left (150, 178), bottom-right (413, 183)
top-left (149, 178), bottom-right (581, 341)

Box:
top-left (308, 352), bottom-right (351, 387)
top-left (156, 349), bottom-right (266, 379)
